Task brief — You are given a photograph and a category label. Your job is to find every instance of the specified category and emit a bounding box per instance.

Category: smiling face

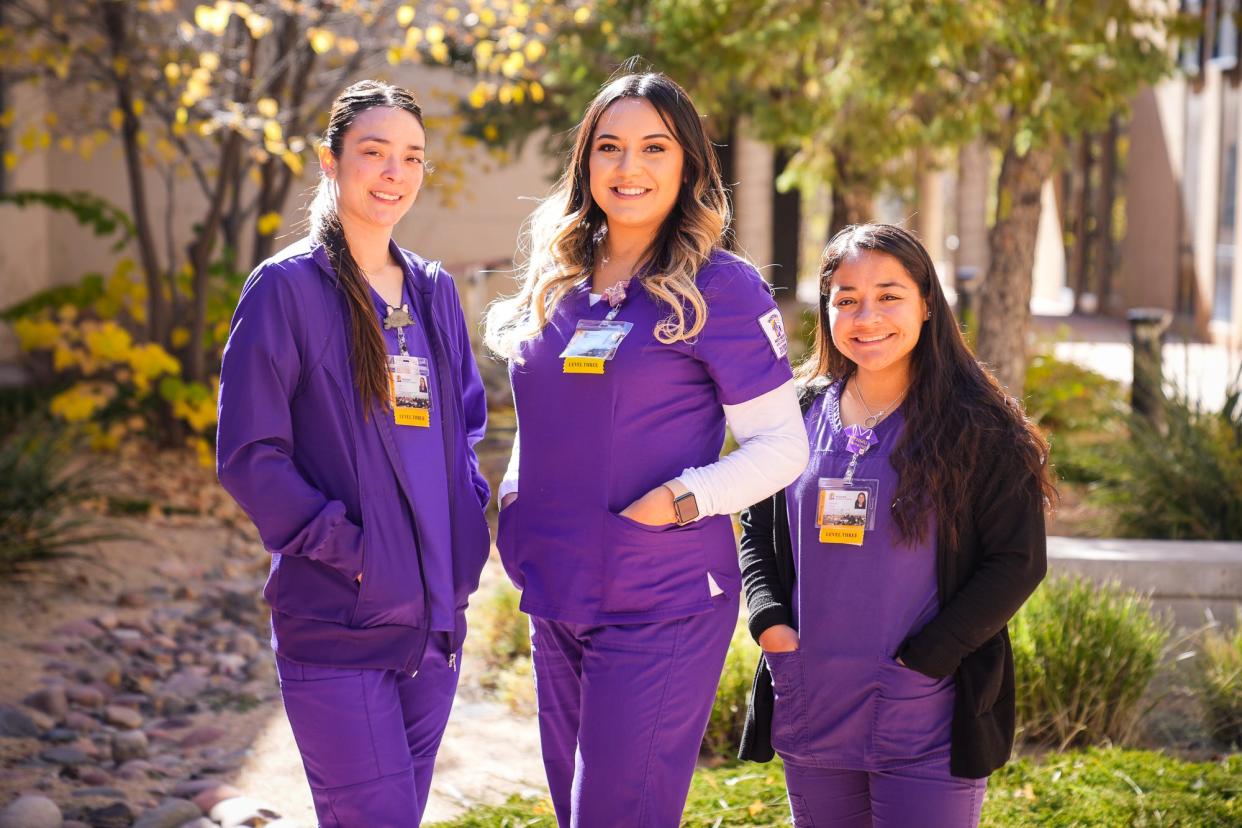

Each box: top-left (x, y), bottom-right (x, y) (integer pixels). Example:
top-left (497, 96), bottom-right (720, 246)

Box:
top-left (826, 250), bottom-right (929, 383)
top-left (319, 105), bottom-right (426, 235)
top-left (587, 97), bottom-right (685, 241)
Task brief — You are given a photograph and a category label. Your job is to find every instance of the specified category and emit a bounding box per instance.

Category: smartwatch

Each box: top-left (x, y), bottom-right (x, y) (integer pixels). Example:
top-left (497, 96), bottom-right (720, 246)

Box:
top-left (665, 480), bottom-right (700, 526)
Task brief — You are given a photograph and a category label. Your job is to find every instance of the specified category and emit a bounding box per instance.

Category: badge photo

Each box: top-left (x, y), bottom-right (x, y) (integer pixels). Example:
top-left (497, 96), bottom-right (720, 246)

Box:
top-left (816, 477), bottom-right (879, 546)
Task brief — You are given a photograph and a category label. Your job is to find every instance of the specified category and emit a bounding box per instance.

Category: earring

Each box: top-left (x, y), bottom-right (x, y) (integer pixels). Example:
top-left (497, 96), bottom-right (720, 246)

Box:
top-left (925, 311), bottom-right (931, 320)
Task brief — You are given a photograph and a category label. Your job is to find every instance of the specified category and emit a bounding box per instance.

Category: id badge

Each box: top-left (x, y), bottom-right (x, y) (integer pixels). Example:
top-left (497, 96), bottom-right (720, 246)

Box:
top-left (559, 319), bottom-right (633, 374)
top-left (387, 354), bottom-right (431, 427)
top-left (816, 478), bottom-right (879, 546)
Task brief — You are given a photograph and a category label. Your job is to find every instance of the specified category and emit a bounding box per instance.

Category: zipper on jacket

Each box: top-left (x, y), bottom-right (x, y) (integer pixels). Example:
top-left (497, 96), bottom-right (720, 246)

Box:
top-left (448, 652), bottom-right (456, 671)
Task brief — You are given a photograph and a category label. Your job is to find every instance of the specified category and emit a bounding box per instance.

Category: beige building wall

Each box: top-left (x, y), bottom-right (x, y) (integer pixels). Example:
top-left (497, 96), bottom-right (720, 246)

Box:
top-left (0, 83), bottom-right (53, 362)
top-left (1119, 82), bottom-right (1182, 313)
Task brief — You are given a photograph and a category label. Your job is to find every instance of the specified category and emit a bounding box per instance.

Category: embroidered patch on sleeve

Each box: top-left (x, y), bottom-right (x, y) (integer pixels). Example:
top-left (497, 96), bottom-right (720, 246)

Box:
top-left (757, 308), bottom-right (788, 359)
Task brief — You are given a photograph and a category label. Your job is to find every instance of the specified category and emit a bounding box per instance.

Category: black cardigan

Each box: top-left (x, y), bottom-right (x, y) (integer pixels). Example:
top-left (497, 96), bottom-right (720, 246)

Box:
top-left (737, 384), bottom-right (1047, 779)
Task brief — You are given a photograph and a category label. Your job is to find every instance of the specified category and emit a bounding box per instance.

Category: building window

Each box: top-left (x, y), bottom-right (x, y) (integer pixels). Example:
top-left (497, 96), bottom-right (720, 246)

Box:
top-left (1215, 86), bottom-right (1238, 322)
top-left (1183, 0), bottom-right (1206, 76)
top-left (1213, 0), bottom-right (1239, 69)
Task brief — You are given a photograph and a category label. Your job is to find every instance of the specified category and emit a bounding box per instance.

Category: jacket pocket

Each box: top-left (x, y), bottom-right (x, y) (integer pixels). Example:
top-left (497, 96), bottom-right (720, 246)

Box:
top-left (600, 512), bottom-right (707, 614)
top-left (960, 634), bottom-right (1007, 717)
top-left (765, 648), bottom-right (810, 759)
top-left (264, 553), bottom-right (360, 626)
top-left (347, 483), bottom-right (427, 629)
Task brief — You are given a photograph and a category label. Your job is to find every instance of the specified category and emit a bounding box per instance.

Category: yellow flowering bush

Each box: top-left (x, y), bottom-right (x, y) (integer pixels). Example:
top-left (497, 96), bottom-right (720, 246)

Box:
top-left (6, 253), bottom-right (236, 461)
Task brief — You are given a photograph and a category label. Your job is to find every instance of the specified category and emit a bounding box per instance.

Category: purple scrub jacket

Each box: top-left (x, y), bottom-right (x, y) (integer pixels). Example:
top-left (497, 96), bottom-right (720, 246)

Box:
top-left (217, 237), bottom-right (490, 674)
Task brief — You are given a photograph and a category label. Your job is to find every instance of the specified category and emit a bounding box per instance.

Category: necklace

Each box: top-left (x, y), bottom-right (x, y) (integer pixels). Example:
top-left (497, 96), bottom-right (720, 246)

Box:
top-left (850, 379), bottom-right (906, 429)
top-left (362, 261), bottom-right (413, 356)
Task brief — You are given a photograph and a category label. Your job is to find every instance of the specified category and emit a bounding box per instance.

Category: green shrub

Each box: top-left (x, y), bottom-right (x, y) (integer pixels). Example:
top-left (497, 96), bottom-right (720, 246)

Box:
top-left (1012, 575), bottom-right (1170, 749)
top-left (1090, 377), bottom-right (1242, 540)
top-left (701, 620), bottom-right (756, 760)
top-left (0, 421), bottom-right (120, 572)
top-left (1196, 615), bottom-right (1242, 747)
top-left (472, 581), bottom-right (530, 670)
top-left (1023, 351), bottom-right (1127, 484)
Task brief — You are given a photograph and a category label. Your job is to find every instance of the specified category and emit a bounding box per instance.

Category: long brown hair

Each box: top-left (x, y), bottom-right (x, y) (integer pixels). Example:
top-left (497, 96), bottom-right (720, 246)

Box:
top-left (484, 70), bottom-right (731, 357)
top-left (798, 223), bottom-right (1056, 548)
top-left (308, 80), bottom-right (424, 413)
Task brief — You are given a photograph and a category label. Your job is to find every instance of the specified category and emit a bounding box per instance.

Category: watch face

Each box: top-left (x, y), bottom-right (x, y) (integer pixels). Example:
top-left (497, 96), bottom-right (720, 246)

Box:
top-left (674, 493), bottom-right (698, 524)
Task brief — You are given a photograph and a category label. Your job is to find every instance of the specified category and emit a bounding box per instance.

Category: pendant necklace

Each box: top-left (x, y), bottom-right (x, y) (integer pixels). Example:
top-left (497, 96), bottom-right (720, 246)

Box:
top-left (365, 261), bottom-right (413, 356)
top-left (839, 379), bottom-right (904, 484)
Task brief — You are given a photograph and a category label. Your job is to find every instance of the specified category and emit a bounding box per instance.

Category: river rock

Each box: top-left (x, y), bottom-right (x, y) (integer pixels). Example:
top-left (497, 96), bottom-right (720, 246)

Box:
top-left (102, 706), bottom-right (142, 730)
top-left (0, 795), bottom-right (62, 828)
top-left (81, 802), bottom-right (132, 828)
top-left (66, 686), bottom-right (104, 710)
top-left (76, 766), bottom-right (111, 786)
top-left (176, 727), bottom-right (223, 750)
top-left (61, 713), bottom-right (98, 734)
top-left (208, 796), bottom-right (281, 828)
top-left (39, 746), bottom-right (89, 766)
top-left (23, 687), bottom-right (68, 719)
top-left (0, 705), bottom-right (40, 738)
top-left (111, 730), bottom-right (149, 763)
top-left (187, 784), bottom-right (241, 815)
top-left (131, 798), bottom-right (200, 828)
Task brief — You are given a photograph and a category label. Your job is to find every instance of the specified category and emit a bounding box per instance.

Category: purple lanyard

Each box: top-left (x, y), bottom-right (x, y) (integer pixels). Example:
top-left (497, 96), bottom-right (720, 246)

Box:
top-left (841, 424), bottom-right (877, 485)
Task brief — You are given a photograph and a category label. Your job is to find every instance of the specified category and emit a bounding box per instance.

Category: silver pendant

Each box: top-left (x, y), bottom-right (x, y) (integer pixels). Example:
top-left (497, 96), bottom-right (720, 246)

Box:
top-left (384, 304), bottom-right (413, 330)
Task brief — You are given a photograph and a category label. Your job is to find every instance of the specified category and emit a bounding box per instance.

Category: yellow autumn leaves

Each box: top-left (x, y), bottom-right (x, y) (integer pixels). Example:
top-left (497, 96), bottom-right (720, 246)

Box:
top-left (11, 259), bottom-right (218, 459)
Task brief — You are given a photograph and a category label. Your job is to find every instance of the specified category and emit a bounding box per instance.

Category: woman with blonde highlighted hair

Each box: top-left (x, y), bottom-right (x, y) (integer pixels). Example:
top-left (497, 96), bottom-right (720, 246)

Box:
top-left (486, 69), bottom-right (808, 826)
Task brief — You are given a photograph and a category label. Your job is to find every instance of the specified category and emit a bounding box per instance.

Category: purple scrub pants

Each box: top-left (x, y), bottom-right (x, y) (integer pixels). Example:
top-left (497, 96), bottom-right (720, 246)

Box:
top-left (275, 634), bottom-right (460, 827)
top-left (530, 595), bottom-right (739, 827)
top-left (784, 757), bottom-right (987, 828)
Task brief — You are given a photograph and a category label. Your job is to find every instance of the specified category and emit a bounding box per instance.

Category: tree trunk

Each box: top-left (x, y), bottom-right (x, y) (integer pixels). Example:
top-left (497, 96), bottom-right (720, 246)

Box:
top-left (770, 149), bottom-right (801, 298)
top-left (829, 148), bottom-right (879, 240)
top-left (101, 1), bottom-right (168, 345)
top-left (828, 149), bottom-right (873, 241)
top-left (1065, 133), bottom-right (1089, 310)
top-left (252, 18), bottom-right (316, 266)
top-left (185, 23), bottom-right (254, 383)
top-left (976, 142), bottom-right (1054, 394)
top-left (1094, 116), bottom-right (1120, 314)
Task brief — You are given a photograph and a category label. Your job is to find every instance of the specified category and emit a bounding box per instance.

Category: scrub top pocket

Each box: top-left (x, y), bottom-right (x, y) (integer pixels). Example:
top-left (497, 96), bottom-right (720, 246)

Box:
top-left (766, 649), bottom-right (811, 761)
top-left (600, 512), bottom-right (707, 615)
top-left (870, 656), bottom-right (954, 762)
top-left (496, 500), bottom-right (523, 589)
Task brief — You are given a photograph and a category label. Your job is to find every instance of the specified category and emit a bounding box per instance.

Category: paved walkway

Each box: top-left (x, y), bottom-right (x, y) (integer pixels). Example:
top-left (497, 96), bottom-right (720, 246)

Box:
top-left (1031, 313), bottom-right (1240, 411)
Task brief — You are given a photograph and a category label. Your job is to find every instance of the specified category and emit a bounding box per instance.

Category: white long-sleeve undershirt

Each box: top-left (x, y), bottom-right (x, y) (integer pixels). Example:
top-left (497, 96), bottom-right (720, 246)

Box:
top-left (498, 378), bottom-right (808, 519)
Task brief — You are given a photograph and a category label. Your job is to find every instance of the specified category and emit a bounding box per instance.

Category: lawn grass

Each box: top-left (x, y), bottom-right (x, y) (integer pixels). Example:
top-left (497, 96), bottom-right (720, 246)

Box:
top-left (428, 748), bottom-right (1242, 827)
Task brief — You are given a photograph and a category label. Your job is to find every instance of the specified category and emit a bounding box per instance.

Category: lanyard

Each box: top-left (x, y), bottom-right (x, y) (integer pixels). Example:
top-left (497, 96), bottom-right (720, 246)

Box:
top-left (840, 424), bottom-right (877, 485)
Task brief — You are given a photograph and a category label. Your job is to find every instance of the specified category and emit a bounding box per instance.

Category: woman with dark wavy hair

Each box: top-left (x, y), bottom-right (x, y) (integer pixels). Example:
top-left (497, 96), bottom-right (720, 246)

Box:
top-left (738, 223), bottom-right (1053, 827)
top-left (485, 70), bottom-right (808, 825)
top-left (217, 80), bottom-right (490, 825)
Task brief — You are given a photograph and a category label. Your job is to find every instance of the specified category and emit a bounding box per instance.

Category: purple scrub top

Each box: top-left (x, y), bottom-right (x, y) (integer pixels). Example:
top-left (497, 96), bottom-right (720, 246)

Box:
top-left (371, 283), bottom-right (455, 632)
top-left (769, 382), bottom-right (953, 770)
top-left (498, 251), bottom-right (793, 625)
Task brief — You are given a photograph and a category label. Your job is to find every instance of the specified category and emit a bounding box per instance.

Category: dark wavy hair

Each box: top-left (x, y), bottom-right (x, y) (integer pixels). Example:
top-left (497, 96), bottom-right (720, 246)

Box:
top-left (797, 223), bottom-right (1055, 548)
top-left (308, 80), bottom-right (424, 414)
